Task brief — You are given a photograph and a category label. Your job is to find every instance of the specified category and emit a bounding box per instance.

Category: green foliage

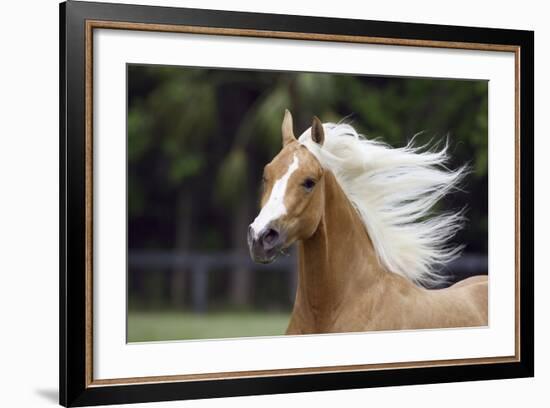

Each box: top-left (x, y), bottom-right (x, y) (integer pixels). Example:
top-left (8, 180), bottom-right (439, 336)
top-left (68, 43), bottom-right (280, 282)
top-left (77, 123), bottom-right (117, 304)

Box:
top-left (128, 65), bottom-right (488, 254)
top-left (215, 148), bottom-right (248, 207)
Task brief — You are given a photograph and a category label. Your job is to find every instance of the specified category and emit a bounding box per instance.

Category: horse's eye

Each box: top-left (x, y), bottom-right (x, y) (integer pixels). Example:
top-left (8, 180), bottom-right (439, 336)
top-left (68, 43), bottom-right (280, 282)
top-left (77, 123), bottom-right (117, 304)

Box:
top-left (302, 178), bottom-right (316, 191)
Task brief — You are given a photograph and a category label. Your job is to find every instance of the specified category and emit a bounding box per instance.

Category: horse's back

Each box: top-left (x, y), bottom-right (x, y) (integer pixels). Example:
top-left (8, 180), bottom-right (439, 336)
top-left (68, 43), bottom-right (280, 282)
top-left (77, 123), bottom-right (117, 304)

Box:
top-left (450, 274), bottom-right (488, 289)
top-left (448, 274), bottom-right (488, 325)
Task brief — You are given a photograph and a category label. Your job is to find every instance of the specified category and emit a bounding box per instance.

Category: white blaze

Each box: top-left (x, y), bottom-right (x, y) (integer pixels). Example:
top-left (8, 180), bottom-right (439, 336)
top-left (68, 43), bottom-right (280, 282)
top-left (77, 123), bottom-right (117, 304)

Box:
top-left (250, 154), bottom-right (300, 238)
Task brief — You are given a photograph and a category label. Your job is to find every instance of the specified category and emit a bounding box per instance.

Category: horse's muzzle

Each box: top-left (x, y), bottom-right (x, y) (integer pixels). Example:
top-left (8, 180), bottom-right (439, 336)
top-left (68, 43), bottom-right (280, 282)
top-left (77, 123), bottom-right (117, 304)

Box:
top-left (247, 224), bottom-right (284, 264)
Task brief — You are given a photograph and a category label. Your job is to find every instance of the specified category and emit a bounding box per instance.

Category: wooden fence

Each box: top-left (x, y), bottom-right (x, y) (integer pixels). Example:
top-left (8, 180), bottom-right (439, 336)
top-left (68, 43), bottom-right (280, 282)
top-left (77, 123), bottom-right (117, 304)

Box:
top-left (128, 251), bottom-right (487, 313)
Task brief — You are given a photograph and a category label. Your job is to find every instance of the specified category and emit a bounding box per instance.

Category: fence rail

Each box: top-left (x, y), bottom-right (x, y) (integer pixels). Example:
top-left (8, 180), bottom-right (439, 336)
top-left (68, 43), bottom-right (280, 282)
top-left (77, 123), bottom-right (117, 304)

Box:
top-left (128, 251), bottom-right (488, 313)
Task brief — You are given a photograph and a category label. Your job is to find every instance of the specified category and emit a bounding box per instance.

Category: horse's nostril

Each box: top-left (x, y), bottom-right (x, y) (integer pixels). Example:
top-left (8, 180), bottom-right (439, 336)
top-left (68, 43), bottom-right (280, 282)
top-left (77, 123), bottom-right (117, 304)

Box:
top-left (262, 228), bottom-right (279, 246)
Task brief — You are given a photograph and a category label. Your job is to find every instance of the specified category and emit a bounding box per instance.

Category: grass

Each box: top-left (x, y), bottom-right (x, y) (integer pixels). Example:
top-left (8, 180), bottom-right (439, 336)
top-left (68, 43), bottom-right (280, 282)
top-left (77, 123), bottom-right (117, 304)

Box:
top-left (127, 310), bottom-right (290, 342)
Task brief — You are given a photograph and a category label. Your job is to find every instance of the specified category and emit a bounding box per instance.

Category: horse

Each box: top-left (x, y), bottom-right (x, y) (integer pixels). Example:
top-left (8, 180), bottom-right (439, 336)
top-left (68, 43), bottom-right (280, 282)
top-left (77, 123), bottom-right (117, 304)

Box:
top-left (247, 110), bottom-right (488, 335)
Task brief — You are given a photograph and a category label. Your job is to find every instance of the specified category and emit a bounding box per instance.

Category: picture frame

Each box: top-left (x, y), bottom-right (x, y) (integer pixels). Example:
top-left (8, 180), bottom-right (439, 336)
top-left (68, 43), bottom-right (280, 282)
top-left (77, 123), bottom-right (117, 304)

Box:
top-left (59, 0), bottom-right (534, 406)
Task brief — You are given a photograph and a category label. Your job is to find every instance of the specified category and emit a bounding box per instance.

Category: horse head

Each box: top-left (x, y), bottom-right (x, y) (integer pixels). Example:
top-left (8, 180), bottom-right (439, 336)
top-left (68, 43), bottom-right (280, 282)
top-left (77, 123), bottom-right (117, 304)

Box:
top-left (248, 110), bottom-right (325, 264)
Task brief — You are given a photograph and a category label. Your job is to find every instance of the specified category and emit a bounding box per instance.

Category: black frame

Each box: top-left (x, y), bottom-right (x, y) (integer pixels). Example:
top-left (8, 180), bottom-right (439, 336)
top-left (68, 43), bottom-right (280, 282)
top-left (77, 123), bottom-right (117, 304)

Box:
top-left (60, 1), bottom-right (534, 406)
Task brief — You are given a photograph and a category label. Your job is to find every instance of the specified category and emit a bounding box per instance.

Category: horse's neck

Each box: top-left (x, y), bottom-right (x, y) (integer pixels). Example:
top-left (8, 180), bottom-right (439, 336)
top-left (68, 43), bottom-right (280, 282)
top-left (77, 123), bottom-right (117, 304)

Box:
top-left (296, 171), bottom-right (385, 327)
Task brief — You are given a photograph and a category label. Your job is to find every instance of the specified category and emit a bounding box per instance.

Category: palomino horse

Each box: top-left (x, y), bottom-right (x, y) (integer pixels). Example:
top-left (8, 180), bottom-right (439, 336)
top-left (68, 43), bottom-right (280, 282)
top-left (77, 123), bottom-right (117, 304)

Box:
top-left (248, 110), bottom-right (488, 334)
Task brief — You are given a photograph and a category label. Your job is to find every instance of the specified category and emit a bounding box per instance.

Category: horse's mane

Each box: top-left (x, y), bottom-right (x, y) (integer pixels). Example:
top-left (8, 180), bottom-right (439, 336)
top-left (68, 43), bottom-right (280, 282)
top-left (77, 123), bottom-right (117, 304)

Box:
top-left (299, 122), bottom-right (467, 287)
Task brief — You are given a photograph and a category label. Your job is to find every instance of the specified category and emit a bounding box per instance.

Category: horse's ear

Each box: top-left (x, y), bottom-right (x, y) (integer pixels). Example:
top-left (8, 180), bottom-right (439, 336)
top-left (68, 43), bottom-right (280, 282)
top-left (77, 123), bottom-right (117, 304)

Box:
top-left (311, 116), bottom-right (325, 146)
top-left (282, 109), bottom-right (296, 146)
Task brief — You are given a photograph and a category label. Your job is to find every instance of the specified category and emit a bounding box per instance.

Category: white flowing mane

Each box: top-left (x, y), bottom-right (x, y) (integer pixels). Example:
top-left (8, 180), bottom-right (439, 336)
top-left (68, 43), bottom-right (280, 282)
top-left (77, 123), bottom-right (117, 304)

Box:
top-left (299, 122), bottom-right (467, 287)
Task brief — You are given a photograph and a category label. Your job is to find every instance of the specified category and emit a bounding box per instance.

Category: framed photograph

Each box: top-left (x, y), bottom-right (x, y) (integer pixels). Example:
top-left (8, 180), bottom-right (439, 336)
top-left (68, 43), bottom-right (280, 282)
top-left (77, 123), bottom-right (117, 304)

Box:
top-left (60, 1), bottom-right (534, 406)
